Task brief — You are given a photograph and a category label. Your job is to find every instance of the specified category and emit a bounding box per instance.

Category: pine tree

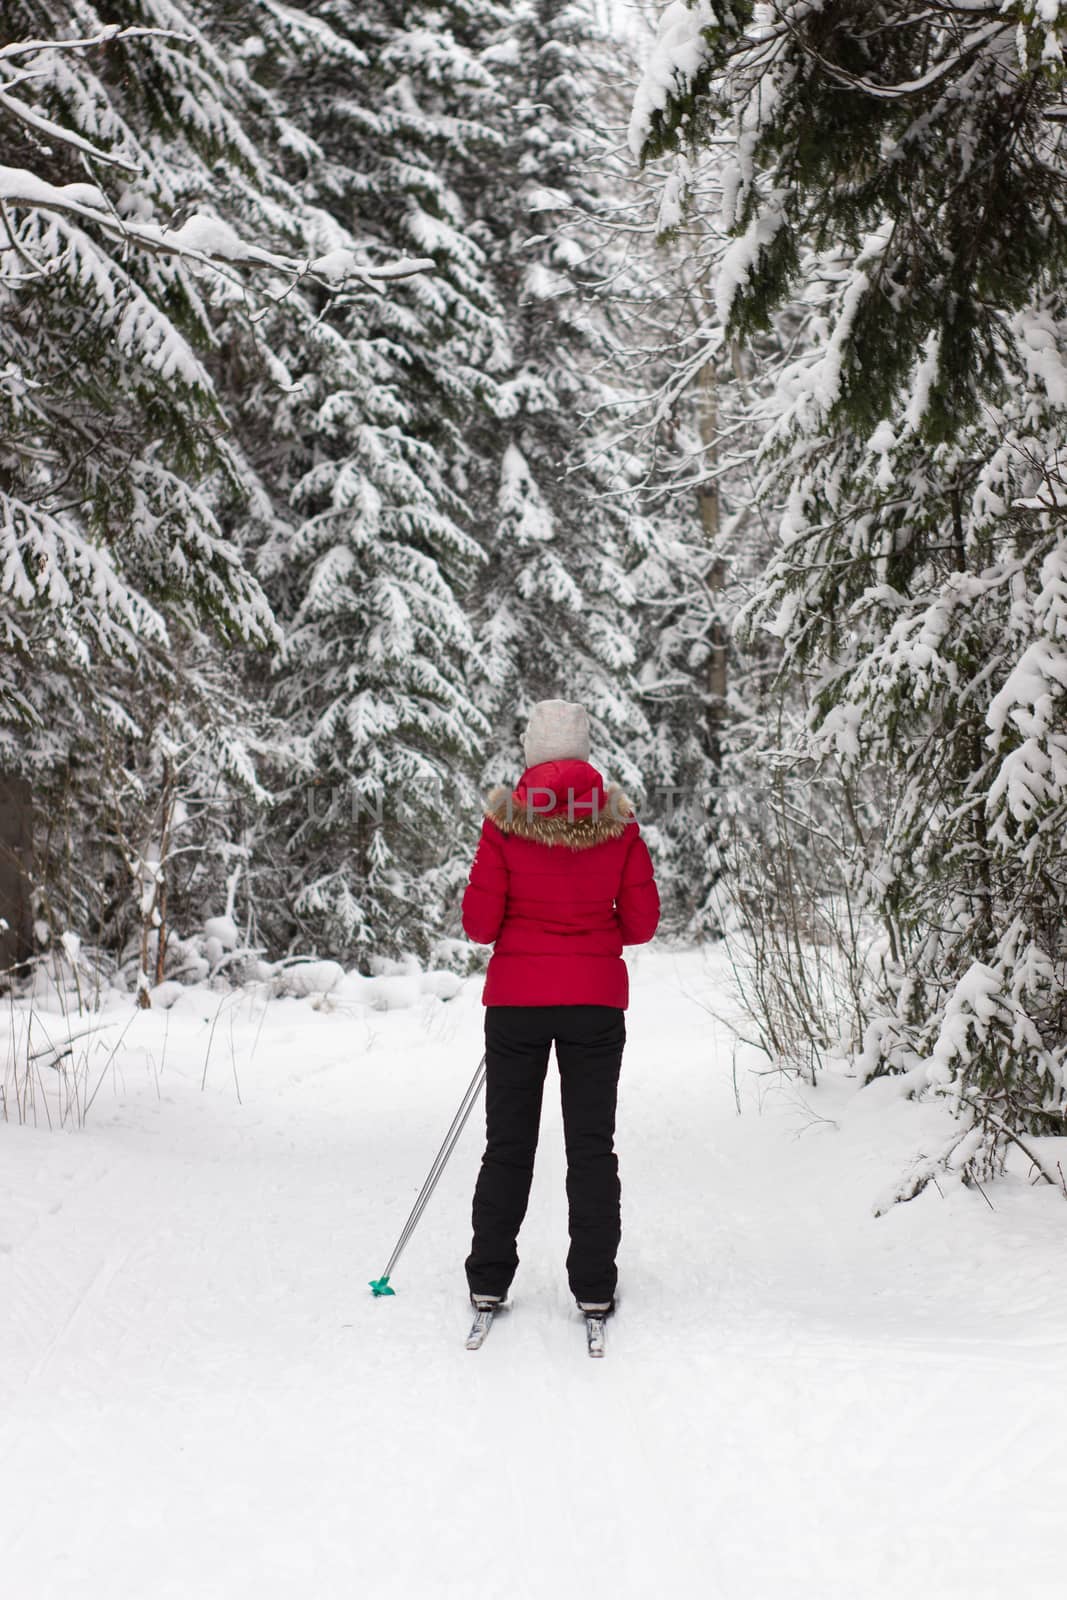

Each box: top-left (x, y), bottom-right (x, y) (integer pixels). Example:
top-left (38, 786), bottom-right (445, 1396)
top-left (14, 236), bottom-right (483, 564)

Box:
top-left (630, 2), bottom-right (1067, 1172)
top-left (231, 0), bottom-right (507, 962)
top-left (238, 1), bottom-right (667, 959)
top-left (0, 3), bottom-right (292, 975)
top-left (0, 6), bottom-right (281, 686)
top-left (0, 2), bottom-right (421, 980)
top-left (459, 1), bottom-right (655, 793)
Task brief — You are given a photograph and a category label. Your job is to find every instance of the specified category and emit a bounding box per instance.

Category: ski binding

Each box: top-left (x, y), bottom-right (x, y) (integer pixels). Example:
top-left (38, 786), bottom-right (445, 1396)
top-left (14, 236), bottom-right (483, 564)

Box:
top-left (584, 1311), bottom-right (607, 1359)
top-left (465, 1298), bottom-right (504, 1351)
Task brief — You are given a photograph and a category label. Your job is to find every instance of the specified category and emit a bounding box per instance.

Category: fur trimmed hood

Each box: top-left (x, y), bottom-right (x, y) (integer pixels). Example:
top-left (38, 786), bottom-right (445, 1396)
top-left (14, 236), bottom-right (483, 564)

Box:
top-left (485, 759), bottom-right (633, 851)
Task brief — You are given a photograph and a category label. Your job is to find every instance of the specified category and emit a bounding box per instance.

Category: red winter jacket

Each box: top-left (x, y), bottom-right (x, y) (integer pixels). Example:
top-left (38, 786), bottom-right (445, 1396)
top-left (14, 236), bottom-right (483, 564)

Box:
top-left (461, 758), bottom-right (660, 1009)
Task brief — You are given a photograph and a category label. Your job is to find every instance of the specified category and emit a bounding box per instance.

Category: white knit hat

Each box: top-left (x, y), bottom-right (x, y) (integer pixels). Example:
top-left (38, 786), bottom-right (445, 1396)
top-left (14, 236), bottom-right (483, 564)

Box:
top-left (523, 700), bottom-right (591, 768)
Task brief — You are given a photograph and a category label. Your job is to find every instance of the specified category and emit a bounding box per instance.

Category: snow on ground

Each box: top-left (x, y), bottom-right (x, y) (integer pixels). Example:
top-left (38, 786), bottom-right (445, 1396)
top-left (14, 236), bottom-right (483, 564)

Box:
top-left (2, 946), bottom-right (1065, 1600)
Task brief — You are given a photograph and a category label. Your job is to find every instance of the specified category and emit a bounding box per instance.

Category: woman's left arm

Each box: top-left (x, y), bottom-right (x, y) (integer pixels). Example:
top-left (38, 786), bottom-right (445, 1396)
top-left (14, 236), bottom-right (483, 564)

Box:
top-left (461, 819), bottom-right (509, 944)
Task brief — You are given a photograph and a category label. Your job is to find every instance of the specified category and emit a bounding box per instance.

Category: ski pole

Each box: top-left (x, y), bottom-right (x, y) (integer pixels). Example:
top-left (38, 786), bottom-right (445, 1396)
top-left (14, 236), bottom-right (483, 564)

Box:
top-left (369, 1052), bottom-right (487, 1296)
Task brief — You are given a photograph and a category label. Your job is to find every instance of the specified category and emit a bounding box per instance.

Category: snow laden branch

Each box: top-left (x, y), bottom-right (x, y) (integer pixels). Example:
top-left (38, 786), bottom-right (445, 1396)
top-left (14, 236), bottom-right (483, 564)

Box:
top-left (0, 29), bottom-right (434, 291)
top-left (0, 27), bottom-right (210, 172)
top-left (0, 166), bottom-right (432, 287)
top-left (0, 23), bottom-right (178, 62)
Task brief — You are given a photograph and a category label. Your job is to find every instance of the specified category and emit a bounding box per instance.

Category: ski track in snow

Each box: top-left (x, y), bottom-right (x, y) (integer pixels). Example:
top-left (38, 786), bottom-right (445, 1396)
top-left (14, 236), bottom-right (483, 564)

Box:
top-left (1, 948), bottom-right (1065, 1599)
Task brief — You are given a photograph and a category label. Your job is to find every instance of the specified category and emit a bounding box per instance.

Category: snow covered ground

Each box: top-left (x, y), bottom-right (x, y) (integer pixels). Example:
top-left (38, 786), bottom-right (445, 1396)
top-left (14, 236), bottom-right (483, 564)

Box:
top-left (2, 946), bottom-right (1065, 1600)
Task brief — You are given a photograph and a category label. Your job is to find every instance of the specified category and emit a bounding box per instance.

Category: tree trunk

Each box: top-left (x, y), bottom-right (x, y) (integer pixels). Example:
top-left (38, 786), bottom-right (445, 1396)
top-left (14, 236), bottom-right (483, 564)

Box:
top-left (697, 358), bottom-right (728, 763)
top-left (0, 773), bottom-right (34, 979)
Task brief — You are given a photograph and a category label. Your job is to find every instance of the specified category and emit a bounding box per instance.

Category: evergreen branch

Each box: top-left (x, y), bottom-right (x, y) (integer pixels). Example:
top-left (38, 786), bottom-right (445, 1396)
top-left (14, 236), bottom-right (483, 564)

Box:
top-left (0, 26), bottom-right (187, 66)
top-left (0, 194), bottom-right (48, 278)
top-left (0, 167), bottom-right (434, 287)
top-left (0, 26), bottom-right (198, 174)
top-left (953, 1092), bottom-right (1066, 1192)
top-left (0, 87), bottom-right (140, 172)
top-left (763, 8), bottom-right (1008, 102)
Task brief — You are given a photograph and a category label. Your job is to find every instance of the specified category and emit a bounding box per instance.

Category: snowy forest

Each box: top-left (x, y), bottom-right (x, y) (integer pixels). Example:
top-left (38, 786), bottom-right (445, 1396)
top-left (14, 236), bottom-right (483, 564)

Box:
top-left (3, 4), bottom-right (1067, 1594)
top-left (5, 0), bottom-right (1066, 1171)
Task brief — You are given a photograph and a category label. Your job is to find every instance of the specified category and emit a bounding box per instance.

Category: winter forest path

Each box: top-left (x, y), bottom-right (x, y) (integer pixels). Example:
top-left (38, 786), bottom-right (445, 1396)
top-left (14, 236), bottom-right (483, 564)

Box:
top-left (1, 948), bottom-right (1064, 1600)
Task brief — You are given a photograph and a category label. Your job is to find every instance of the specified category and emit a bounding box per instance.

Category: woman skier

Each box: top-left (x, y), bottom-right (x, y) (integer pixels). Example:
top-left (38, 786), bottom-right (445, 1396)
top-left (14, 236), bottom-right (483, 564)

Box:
top-left (461, 700), bottom-right (659, 1349)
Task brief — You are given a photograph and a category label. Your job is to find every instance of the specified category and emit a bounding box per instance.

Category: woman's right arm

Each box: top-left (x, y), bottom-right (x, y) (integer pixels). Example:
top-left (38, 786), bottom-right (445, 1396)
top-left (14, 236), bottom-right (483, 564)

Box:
top-left (461, 819), bottom-right (508, 944)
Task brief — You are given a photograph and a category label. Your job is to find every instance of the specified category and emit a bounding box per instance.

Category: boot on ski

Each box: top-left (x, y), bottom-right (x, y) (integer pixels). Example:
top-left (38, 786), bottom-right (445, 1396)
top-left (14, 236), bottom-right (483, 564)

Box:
top-left (465, 1293), bottom-right (506, 1350)
top-left (577, 1299), bottom-right (614, 1359)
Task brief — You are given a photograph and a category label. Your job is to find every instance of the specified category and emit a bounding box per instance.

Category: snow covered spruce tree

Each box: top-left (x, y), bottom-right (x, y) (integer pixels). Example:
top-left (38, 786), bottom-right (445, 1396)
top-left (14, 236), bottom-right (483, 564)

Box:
top-left (224, 1), bottom-right (506, 963)
top-left (237, 1), bottom-right (669, 958)
top-left (0, 6), bottom-right (288, 981)
top-left (631, 2), bottom-right (1067, 1174)
top-left (0, 4), bottom-right (423, 984)
top-left (451, 1), bottom-right (656, 794)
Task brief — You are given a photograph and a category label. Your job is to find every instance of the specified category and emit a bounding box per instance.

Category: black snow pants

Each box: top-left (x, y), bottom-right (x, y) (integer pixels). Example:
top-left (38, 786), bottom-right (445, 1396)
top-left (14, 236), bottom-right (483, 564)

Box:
top-left (465, 1005), bottom-right (625, 1305)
